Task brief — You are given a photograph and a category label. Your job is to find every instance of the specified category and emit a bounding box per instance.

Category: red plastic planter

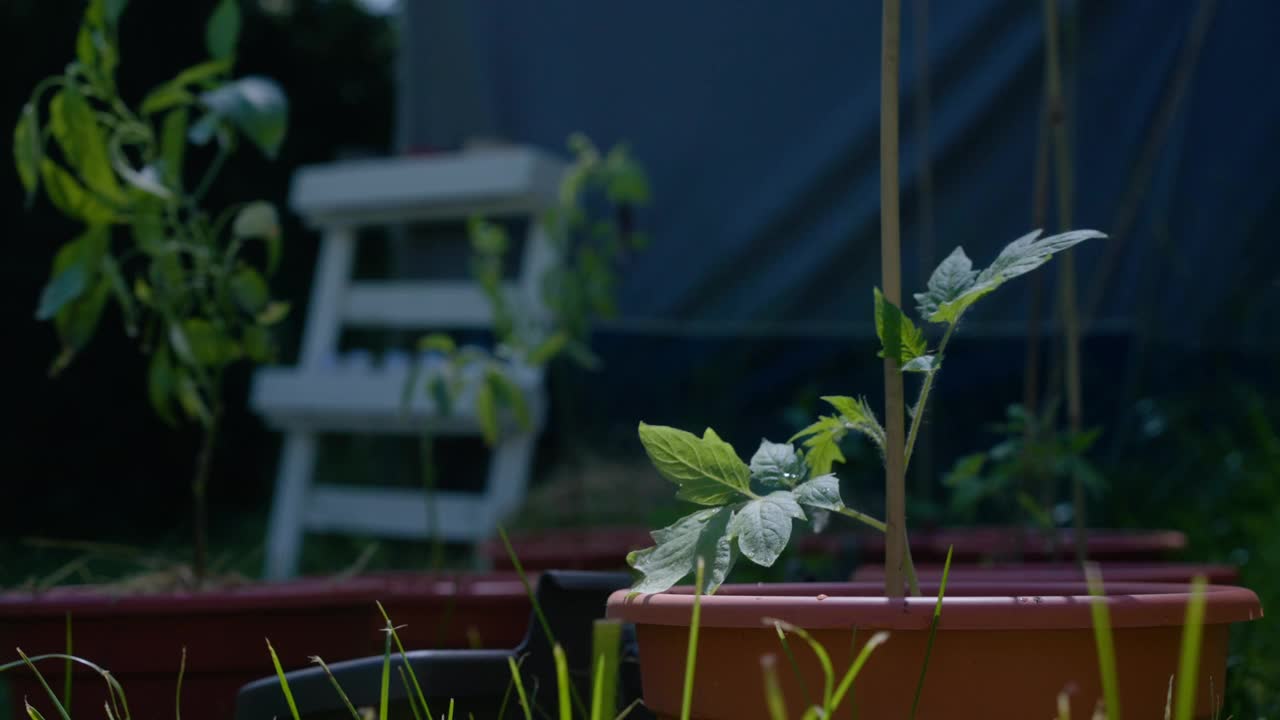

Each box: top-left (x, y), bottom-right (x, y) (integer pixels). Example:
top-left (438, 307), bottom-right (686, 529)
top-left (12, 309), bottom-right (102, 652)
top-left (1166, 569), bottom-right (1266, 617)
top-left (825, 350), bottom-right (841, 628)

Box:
top-left (609, 580), bottom-right (1262, 719)
top-left (1, 573), bottom-right (533, 720)
top-left (799, 526), bottom-right (1188, 563)
top-left (481, 527), bottom-right (654, 570)
top-left (853, 562), bottom-right (1240, 585)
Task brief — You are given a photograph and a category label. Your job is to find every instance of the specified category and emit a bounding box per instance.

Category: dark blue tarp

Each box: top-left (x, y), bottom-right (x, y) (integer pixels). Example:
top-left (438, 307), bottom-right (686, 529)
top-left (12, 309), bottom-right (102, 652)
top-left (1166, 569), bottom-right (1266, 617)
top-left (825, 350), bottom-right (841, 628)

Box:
top-left (405, 0), bottom-right (1280, 348)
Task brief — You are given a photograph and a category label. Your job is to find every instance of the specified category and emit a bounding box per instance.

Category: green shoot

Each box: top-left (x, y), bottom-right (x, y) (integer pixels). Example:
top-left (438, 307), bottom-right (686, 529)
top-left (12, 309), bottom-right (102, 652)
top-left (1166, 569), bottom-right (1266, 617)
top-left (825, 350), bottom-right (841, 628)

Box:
top-left (1058, 688), bottom-right (1071, 720)
top-left (24, 700), bottom-right (48, 720)
top-left (506, 656), bottom-right (533, 720)
top-left (765, 620), bottom-right (835, 710)
top-left (16, 649), bottom-right (71, 720)
top-left (614, 698), bottom-right (645, 719)
top-left (680, 557), bottom-right (706, 720)
top-left (590, 655), bottom-right (607, 720)
top-left (774, 626), bottom-right (816, 710)
top-left (554, 644), bottom-right (572, 720)
top-left (830, 631), bottom-right (890, 714)
top-left (910, 545), bottom-right (953, 718)
top-left (591, 619), bottom-right (622, 719)
top-left (309, 655), bottom-right (363, 720)
top-left (1173, 575), bottom-right (1209, 720)
top-left (1, 652), bottom-right (131, 719)
top-left (447, 697), bottom-right (455, 720)
top-left (760, 655), bottom-right (789, 720)
top-left (265, 639), bottom-right (301, 720)
top-left (1085, 565), bottom-right (1121, 720)
top-left (175, 647), bottom-right (186, 720)
top-left (376, 601), bottom-right (433, 719)
top-left (397, 666), bottom-right (424, 720)
top-left (379, 625), bottom-right (392, 720)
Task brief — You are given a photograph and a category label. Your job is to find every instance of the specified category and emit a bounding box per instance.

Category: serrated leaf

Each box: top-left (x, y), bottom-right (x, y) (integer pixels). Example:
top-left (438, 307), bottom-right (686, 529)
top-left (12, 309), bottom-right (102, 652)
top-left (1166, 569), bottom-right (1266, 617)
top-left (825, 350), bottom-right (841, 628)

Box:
top-left (821, 395), bottom-right (886, 450)
top-left (628, 506), bottom-right (736, 594)
top-left (205, 0), bottom-right (241, 61)
top-left (14, 103), bottom-right (41, 202)
top-left (229, 266), bottom-right (268, 314)
top-left (913, 246), bottom-right (978, 322)
top-left (874, 287), bottom-right (926, 364)
top-left (921, 230), bottom-right (1105, 324)
top-left (789, 416), bottom-right (846, 477)
top-left (637, 423), bottom-right (750, 506)
top-left (748, 439), bottom-right (807, 489)
top-left (198, 76), bottom-right (287, 158)
top-left (728, 491), bottom-right (805, 567)
top-left (902, 354), bottom-right (940, 373)
top-left (793, 474), bottom-right (845, 512)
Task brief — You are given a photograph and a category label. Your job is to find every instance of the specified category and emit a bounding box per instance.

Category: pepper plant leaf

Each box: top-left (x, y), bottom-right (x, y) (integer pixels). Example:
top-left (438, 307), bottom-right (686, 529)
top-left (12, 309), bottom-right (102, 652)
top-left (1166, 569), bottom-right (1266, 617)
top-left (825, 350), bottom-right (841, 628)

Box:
top-left (628, 506), bottom-right (737, 594)
top-left (728, 491), bottom-right (805, 567)
top-left (13, 103), bottom-right (41, 203)
top-left (749, 439), bottom-right (807, 489)
top-left (638, 423), bottom-right (751, 506)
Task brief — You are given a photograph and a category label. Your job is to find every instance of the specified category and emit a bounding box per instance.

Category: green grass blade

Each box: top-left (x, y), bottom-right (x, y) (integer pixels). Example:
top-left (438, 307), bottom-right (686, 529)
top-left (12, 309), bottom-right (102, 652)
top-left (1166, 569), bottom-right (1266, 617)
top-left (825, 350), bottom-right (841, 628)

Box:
top-left (1, 652), bottom-right (130, 719)
top-left (309, 655), bottom-right (364, 719)
top-left (16, 649), bottom-right (71, 720)
top-left (1085, 565), bottom-right (1121, 720)
top-left (590, 655), bottom-right (607, 720)
top-left (554, 644), bottom-right (572, 720)
top-left (175, 647), bottom-right (186, 720)
top-left (499, 525), bottom-right (589, 718)
top-left (265, 639), bottom-right (302, 720)
top-left (398, 666), bottom-right (424, 720)
top-left (910, 545), bottom-right (952, 719)
top-left (379, 627), bottom-right (393, 720)
top-left (377, 601), bottom-right (434, 719)
top-left (1173, 575), bottom-right (1208, 720)
top-left (1058, 688), bottom-right (1072, 720)
top-left (760, 655), bottom-right (789, 720)
top-left (773, 627), bottom-right (816, 711)
top-left (506, 656), bottom-right (533, 720)
top-left (830, 631), bottom-right (889, 712)
top-left (591, 619), bottom-right (622, 719)
top-left (24, 699), bottom-right (48, 720)
top-left (61, 613), bottom-right (71, 712)
top-left (766, 619), bottom-right (834, 711)
top-left (680, 558), bottom-right (706, 720)
top-left (614, 698), bottom-right (644, 720)
top-left (447, 697), bottom-right (455, 719)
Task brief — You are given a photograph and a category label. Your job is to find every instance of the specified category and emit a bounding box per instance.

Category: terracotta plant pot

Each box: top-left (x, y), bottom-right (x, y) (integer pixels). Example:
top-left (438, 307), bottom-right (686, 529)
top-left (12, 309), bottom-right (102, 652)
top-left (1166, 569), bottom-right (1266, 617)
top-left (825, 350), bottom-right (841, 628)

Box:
top-left (799, 526), bottom-right (1187, 565)
top-left (481, 527), bottom-right (654, 570)
top-left (1, 573), bottom-right (533, 720)
top-left (853, 562), bottom-right (1241, 585)
top-left (608, 580), bottom-right (1262, 719)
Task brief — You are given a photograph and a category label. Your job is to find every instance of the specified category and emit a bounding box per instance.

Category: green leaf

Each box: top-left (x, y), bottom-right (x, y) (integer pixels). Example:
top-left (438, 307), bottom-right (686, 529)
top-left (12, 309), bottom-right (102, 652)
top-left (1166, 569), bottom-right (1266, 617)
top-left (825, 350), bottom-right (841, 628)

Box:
top-left (874, 287), bottom-right (926, 364)
top-left (255, 301), bottom-right (290, 325)
top-left (37, 227), bottom-right (109, 321)
top-left (527, 331), bottom-right (568, 366)
top-left (147, 346), bottom-right (177, 425)
top-left (160, 109), bottom-right (188, 188)
top-left (486, 368), bottom-right (532, 431)
top-left (40, 160), bottom-right (117, 224)
top-left (52, 272), bottom-right (110, 368)
top-left (232, 201), bottom-right (281, 272)
top-left (919, 230), bottom-right (1106, 324)
top-left (229, 266), bottom-right (268, 314)
top-left (902, 354), bottom-right (940, 373)
top-left (176, 372), bottom-right (212, 425)
top-left (141, 60), bottom-right (233, 115)
top-left (628, 507), bottom-right (737, 594)
top-left (748, 439), bottom-right (807, 489)
top-left (820, 395), bottom-right (886, 450)
top-left (789, 416), bottom-right (846, 477)
top-left (241, 324), bottom-right (272, 363)
top-left (100, 255), bottom-right (136, 336)
top-left (637, 423), bottom-right (751, 506)
top-left (198, 76), bottom-right (288, 158)
top-left (727, 491), bottom-right (805, 567)
top-left (182, 317), bottom-right (231, 366)
top-left (476, 379), bottom-right (499, 446)
top-left (417, 333), bottom-right (456, 354)
top-left (50, 84), bottom-right (123, 203)
top-left (913, 246), bottom-right (978, 323)
top-left (205, 0), bottom-right (241, 61)
top-left (14, 103), bottom-right (41, 203)
top-left (792, 474), bottom-right (846, 513)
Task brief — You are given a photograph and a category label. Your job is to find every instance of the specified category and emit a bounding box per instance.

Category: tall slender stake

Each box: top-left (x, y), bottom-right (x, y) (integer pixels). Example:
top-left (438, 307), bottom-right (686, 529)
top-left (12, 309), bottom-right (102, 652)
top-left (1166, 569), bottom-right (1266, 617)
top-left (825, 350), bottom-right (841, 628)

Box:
top-left (1042, 0), bottom-right (1088, 563)
top-left (880, 0), bottom-right (908, 598)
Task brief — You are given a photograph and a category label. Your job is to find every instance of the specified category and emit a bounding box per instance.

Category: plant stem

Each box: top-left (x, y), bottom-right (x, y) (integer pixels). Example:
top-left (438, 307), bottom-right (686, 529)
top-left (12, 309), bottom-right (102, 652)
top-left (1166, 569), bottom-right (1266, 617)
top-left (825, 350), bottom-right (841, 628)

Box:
top-left (879, 0), bottom-right (909, 599)
top-left (903, 323), bottom-right (955, 471)
top-left (1042, 0), bottom-right (1088, 564)
top-left (191, 398), bottom-right (222, 584)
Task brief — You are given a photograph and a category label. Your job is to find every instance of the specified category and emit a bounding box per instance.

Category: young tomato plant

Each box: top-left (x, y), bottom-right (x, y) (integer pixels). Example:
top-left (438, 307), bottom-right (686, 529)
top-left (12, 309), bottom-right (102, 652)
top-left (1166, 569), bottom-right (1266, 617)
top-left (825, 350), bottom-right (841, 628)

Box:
top-left (13, 0), bottom-right (289, 582)
top-left (629, 229), bottom-right (1104, 594)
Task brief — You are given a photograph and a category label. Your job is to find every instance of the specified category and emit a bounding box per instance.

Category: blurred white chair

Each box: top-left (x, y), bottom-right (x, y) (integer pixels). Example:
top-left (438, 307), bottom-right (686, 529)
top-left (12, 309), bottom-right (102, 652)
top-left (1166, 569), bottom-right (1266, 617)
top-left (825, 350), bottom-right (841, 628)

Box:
top-left (252, 146), bottom-right (563, 579)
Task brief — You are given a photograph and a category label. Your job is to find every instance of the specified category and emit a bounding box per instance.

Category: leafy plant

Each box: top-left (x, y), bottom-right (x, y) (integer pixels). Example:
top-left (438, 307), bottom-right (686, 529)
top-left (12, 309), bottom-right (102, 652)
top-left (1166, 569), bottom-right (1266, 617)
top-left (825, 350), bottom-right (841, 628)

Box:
top-left (942, 400), bottom-right (1105, 531)
top-left (13, 0), bottom-right (289, 582)
top-left (629, 229), bottom-right (1104, 595)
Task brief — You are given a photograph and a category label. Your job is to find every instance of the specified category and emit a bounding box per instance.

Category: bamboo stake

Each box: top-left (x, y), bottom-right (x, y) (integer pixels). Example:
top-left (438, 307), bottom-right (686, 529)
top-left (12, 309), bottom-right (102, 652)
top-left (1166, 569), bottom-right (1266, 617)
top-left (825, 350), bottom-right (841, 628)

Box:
top-left (881, 0), bottom-right (908, 598)
top-left (1042, 0), bottom-right (1088, 563)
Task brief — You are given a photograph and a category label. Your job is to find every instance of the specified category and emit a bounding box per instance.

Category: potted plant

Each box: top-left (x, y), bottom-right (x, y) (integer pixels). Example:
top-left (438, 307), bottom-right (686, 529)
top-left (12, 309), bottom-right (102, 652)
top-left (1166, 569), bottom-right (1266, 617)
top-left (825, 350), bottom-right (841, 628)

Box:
top-left (607, 0), bottom-right (1261, 716)
top-left (4, 3), bottom-right (532, 719)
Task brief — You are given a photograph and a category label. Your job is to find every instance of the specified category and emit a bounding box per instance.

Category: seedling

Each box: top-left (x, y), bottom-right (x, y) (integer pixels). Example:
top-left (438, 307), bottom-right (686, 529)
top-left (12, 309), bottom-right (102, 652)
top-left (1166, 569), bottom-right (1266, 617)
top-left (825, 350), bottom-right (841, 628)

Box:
top-left (13, 0), bottom-right (289, 582)
top-left (629, 229), bottom-right (1104, 595)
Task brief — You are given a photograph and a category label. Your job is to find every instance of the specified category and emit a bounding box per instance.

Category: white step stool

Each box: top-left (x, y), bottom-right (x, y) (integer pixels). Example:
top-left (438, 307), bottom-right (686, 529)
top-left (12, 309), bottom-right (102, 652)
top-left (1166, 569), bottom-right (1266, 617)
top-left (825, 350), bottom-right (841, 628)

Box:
top-left (252, 146), bottom-right (565, 579)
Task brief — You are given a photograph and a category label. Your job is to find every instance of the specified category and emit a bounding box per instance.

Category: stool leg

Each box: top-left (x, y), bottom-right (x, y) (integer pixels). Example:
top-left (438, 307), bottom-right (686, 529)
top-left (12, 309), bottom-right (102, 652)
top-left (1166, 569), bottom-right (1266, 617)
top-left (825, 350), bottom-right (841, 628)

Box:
top-left (264, 431), bottom-right (316, 580)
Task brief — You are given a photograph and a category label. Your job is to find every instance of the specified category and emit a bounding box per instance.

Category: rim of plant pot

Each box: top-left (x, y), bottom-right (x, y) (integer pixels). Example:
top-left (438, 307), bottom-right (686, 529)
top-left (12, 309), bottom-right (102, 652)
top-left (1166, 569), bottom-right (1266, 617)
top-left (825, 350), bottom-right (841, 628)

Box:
top-left (797, 526), bottom-right (1187, 560)
top-left (608, 580), bottom-right (1262, 631)
top-left (0, 571), bottom-right (536, 618)
top-left (851, 561), bottom-right (1240, 585)
top-left (481, 527), bottom-right (654, 569)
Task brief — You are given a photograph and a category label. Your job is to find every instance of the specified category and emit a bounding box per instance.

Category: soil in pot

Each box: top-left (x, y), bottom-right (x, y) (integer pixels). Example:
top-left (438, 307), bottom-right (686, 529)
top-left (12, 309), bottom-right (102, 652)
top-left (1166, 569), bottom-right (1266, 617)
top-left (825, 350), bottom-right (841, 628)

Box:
top-left (609, 580), bottom-right (1262, 720)
top-left (1, 572), bottom-right (534, 720)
